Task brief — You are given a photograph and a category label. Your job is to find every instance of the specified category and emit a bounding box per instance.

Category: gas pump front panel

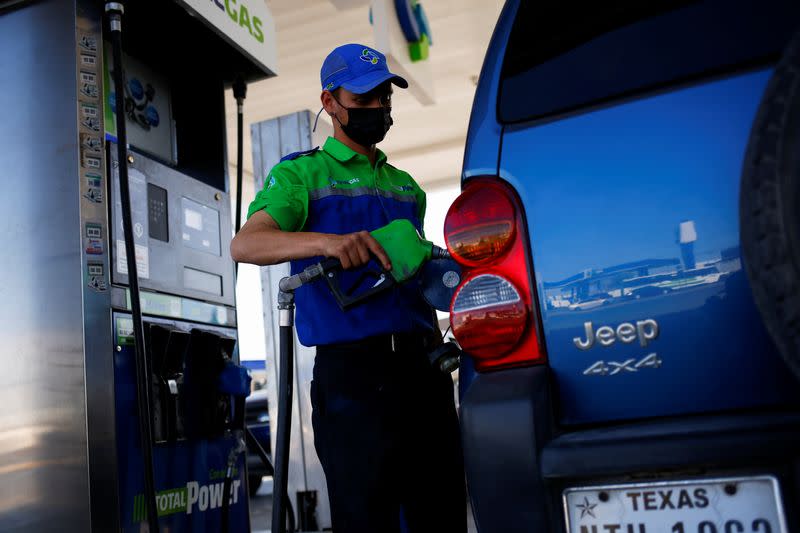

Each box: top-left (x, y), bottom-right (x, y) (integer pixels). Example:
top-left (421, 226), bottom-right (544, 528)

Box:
top-left (109, 145), bottom-right (236, 307)
top-left (112, 312), bottom-right (249, 532)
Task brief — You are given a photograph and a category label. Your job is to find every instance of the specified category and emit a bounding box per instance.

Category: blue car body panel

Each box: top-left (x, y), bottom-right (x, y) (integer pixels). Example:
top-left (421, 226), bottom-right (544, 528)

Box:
top-left (460, 0), bottom-right (516, 181)
top-left (499, 69), bottom-right (800, 423)
top-left (458, 0), bottom-right (800, 530)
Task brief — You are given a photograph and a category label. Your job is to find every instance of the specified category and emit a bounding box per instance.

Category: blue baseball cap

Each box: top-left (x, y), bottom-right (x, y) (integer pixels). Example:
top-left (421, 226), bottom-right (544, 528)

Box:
top-left (320, 43), bottom-right (408, 94)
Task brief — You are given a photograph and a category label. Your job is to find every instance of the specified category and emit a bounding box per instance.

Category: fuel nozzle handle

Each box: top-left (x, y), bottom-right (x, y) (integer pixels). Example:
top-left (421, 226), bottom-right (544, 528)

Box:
top-left (279, 222), bottom-right (449, 293)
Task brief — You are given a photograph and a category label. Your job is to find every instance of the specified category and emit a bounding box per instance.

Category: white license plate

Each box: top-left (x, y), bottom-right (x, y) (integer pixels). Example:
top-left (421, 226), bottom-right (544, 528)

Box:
top-left (563, 476), bottom-right (787, 533)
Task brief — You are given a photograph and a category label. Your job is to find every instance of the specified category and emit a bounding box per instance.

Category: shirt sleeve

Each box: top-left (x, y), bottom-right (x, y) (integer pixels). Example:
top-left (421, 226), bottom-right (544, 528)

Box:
top-left (247, 162), bottom-right (308, 232)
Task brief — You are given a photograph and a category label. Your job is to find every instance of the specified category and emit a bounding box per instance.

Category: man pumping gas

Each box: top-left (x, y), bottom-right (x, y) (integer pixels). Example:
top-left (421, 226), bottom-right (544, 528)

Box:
top-left (231, 44), bottom-right (466, 533)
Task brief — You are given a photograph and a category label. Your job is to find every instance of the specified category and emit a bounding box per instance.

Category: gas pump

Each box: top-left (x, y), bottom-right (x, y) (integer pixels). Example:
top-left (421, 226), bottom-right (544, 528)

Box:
top-left (0, 1), bottom-right (275, 531)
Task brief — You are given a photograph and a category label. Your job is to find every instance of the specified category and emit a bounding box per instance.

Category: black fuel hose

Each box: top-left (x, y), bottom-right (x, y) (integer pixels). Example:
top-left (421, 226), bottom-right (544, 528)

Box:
top-left (221, 75), bottom-right (248, 533)
top-left (272, 319), bottom-right (295, 533)
top-left (233, 76), bottom-right (246, 234)
top-left (106, 4), bottom-right (160, 532)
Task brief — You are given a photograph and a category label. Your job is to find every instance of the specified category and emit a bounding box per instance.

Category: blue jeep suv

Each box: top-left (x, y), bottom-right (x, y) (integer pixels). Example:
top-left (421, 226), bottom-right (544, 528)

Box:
top-left (445, 1), bottom-right (800, 532)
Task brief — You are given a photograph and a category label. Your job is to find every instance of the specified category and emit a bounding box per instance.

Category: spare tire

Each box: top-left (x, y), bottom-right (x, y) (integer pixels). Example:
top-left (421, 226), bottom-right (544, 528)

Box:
top-left (740, 29), bottom-right (800, 379)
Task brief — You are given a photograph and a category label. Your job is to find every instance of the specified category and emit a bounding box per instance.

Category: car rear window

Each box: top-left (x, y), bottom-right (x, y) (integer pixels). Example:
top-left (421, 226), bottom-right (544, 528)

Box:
top-left (499, 0), bottom-right (800, 124)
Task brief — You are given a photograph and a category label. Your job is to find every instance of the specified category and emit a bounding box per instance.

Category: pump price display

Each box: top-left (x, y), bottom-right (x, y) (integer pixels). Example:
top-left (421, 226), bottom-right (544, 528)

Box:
top-left (563, 477), bottom-right (786, 533)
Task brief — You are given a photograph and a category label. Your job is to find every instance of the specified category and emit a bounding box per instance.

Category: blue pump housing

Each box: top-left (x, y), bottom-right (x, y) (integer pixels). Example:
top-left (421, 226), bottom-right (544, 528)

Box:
top-left (113, 313), bottom-right (251, 532)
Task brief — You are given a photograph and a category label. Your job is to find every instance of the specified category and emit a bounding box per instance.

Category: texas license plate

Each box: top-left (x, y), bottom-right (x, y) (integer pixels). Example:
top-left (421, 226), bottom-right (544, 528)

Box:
top-left (563, 476), bottom-right (786, 533)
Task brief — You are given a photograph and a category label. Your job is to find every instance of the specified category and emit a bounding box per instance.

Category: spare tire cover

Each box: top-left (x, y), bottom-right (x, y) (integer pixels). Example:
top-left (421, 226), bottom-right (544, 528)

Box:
top-left (740, 29), bottom-right (800, 379)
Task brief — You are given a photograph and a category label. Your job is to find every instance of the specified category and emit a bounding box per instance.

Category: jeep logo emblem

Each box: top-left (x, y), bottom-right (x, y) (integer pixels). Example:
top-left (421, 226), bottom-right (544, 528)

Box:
top-left (574, 319), bottom-right (659, 350)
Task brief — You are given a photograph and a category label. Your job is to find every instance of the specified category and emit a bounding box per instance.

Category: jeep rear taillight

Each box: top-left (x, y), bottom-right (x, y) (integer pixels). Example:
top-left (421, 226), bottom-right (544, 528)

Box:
top-left (445, 185), bottom-right (515, 265)
top-left (445, 178), bottom-right (544, 371)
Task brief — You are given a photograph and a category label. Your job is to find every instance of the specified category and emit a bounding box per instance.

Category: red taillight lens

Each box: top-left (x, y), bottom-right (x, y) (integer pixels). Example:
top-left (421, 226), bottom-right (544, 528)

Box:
top-left (451, 274), bottom-right (527, 357)
top-left (446, 178), bottom-right (544, 371)
top-left (444, 184), bottom-right (515, 265)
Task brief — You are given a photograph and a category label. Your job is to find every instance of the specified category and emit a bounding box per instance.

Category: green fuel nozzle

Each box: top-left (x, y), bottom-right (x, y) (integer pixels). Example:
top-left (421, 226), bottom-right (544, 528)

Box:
top-left (370, 219), bottom-right (449, 283)
top-left (279, 219), bottom-right (450, 309)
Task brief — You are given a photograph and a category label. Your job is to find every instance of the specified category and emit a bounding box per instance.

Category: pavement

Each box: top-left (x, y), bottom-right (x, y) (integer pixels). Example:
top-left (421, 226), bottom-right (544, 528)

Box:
top-left (248, 476), bottom-right (478, 533)
top-left (249, 477), bottom-right (274, 533)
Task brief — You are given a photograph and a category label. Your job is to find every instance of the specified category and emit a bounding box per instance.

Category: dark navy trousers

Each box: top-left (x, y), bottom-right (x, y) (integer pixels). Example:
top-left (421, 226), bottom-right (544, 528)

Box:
top-left (311, 334), bottom-right (467, 533)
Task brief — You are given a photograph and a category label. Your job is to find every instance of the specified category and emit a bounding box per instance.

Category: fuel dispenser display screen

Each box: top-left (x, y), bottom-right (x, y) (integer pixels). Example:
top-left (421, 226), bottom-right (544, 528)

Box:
top-left (109, 146), bottom-right (235, 307)
top-left (182, 197), bottom-right (221, 256)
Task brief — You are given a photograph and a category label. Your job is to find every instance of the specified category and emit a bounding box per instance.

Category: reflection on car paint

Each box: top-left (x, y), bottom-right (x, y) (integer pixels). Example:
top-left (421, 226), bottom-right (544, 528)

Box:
top-left (544, 227), bottom-right (741, 312)
top-left (499, 69), bottom-right (800, 423)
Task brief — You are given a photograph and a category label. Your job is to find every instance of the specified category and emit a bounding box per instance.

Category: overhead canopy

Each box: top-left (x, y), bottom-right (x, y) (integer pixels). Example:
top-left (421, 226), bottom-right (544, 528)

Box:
top-left (120, 0), bottom-right (277, 85)
top-left (175, 0), bottom-right (278, 78)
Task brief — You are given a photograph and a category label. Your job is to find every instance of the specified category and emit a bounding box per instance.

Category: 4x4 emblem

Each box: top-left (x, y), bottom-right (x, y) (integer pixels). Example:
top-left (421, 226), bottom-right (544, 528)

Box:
top-left (583, 353), bottom-right (662, 376)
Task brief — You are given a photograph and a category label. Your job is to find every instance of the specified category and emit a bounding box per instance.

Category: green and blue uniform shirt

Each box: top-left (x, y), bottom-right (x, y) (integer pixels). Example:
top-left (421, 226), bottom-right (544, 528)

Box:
top-left (247, 136), bottom-right (434, 346)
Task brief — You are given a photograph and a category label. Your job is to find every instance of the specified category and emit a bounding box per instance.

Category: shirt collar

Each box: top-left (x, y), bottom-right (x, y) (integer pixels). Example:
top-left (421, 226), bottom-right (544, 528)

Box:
top-left (323, 136), bottom-right (387, 166)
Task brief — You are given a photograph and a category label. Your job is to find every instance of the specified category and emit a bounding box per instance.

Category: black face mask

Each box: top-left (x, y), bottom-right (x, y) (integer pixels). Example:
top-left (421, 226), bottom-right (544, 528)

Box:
top-left (332, 96), bottom-right (393, 147)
